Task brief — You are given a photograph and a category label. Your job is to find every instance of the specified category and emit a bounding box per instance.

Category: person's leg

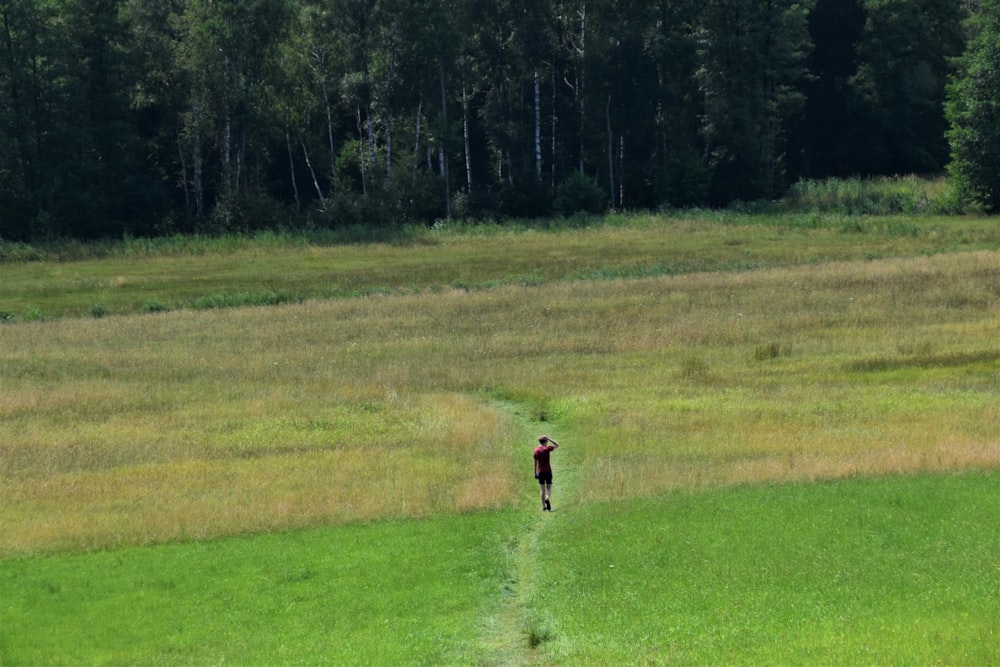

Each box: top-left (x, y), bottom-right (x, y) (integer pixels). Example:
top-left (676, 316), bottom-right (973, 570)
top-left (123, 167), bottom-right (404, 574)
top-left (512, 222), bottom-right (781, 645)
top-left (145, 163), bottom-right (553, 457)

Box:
top-left (538, 472), bottom-right (553, 510)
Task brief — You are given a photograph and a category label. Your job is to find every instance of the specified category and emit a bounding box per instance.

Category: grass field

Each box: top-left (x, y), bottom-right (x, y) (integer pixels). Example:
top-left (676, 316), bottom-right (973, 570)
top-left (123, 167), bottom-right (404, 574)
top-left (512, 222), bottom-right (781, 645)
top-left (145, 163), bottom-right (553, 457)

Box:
top-left (533, 473), bottom-right (1000, 664)
top-left (2, 209), bottom-right (1000, 664)
top-left (1, 512), bottom-right (529, 665)
top-left (4, 211), bottom-right (1000, 322)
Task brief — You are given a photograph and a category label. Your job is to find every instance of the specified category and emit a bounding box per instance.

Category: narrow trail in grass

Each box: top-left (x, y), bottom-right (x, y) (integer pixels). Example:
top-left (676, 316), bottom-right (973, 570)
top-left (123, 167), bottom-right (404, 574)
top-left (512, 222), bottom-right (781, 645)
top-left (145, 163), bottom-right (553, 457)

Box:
top-left (477, 403), bottom-right (581, 666)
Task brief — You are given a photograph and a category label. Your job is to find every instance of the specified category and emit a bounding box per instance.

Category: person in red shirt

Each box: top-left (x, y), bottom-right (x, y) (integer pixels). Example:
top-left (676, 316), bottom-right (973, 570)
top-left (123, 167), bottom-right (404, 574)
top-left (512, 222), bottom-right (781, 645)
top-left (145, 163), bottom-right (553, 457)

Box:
top-left (533, 435), bottom-right (560, 511)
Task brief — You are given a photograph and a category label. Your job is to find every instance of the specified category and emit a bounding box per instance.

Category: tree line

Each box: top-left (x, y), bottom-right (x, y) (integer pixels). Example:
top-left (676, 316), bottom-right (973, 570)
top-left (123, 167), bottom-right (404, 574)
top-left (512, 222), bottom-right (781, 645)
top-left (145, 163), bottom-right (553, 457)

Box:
top-left (0, 0), bottom-right (992, 240)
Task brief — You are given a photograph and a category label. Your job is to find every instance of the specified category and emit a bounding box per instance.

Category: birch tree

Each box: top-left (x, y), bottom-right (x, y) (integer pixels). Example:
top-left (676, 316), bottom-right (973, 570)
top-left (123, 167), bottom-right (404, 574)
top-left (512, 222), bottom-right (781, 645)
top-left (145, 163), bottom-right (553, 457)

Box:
top-left (298, 2), bottom-right (347, 195)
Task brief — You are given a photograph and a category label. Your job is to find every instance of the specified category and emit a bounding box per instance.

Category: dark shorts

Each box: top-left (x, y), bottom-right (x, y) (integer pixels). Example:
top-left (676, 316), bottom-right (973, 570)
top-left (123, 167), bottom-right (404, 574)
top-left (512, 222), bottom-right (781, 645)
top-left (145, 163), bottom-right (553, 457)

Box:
top-left (536, 471), bottom-right (553, 485)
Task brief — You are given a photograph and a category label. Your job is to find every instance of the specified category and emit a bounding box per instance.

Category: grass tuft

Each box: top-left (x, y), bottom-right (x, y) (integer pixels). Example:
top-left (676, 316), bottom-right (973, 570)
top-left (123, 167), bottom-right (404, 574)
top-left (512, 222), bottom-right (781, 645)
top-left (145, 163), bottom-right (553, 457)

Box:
top-left (753, 341), bottom-right (791, 361)
top-left (526, 623), bottom-right (554, 649)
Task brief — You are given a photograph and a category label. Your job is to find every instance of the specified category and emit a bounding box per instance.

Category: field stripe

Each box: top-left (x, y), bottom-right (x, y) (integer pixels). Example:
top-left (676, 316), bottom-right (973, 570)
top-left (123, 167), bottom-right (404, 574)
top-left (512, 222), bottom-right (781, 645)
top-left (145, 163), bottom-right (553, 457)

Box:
top-left (476, 402), bottom-right (582, 664)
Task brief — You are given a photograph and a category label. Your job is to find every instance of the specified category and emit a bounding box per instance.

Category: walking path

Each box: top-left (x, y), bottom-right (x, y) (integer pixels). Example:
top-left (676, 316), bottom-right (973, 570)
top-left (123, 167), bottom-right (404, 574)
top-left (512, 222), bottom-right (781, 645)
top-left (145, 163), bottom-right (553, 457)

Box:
top-left (476, 405), bottom-right (580, 666)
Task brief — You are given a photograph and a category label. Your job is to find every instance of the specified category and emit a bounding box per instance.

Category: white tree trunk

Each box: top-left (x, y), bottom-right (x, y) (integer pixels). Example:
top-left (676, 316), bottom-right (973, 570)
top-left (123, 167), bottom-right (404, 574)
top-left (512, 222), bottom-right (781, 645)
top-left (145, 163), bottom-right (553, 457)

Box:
top-left (357, 108), bottom-right (367, 194)
top-left (534, 68), bottom-right (542, 181)
top-left (321, 81), bottom-right (338, 192)
top-left (222, 55), bottom-right (232, 197)
top-left (301, 136), bottom-right (325, 208)
top-left (606, 95), bottom-right (615, 208)
top-left (222, 110), bottom-right (232, 195)
top-left (286, 130), bottom-right (300, 210)
top-left (191, 89), bottom-right (203, 219)
top-left (177, 131), bottom-right (190, 218)
top-left (619, 135), bottom-right (625, 208)
top-left (413, 93), bottom-right (423, 181)
top-left (578, 4), bottom-right (587, 175)
top-left (551, 66), bottom-right (557, 188)
top-left (385, 40), bottom-right (396, 185)
top-left (462, 77), bottom-right (472, 191)
top-left (439, 59), bottom-right (451, 219)
top-left (236, 126), bottom-right (245, 193)
top-left (363, 55), bottom-right (376, 176)
top-left (385, 115), bottom-right (393, 185)
top-left (367, 112), bottom-right (376, 174)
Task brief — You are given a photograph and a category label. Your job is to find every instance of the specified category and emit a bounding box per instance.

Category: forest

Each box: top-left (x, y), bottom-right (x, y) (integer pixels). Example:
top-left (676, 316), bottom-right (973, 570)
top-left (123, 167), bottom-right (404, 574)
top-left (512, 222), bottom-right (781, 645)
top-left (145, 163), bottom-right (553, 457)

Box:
top-left (0, 0), bottom-right (993, 240)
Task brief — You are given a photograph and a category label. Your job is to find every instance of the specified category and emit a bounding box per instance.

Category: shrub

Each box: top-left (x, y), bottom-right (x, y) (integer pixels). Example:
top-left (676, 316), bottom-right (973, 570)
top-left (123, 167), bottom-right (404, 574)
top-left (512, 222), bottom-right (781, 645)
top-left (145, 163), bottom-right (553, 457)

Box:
top-left (554, 172), bottom-right (606, 216)
top-left (319, 191), bottom-right (363, 227)
top-left (496, 178), bottom-right (553, 219)
top-left (781, 176), bottom-right (967, 215)
top-left (398, 171), bottom-right (447, 223)
top-left (208, 189), bottom-right (290, 233)
top-left (659, 147), bottom-right (712, 208)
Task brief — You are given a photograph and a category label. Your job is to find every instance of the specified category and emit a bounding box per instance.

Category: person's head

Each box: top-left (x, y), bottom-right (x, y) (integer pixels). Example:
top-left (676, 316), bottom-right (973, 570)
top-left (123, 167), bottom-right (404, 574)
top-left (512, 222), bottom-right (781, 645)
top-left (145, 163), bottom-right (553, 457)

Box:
top-left (539, 436), bottom-right (548, 445)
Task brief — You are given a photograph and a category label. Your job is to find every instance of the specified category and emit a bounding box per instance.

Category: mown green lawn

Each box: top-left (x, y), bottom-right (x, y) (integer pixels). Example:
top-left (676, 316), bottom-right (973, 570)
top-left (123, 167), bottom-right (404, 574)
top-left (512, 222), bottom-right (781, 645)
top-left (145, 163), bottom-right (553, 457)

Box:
top-left (0, 511), bottom-right (529, 666)
top-left (531, 472), bottom-right (1000, 665)
top-left (4, 474), bottom-right (997, 665)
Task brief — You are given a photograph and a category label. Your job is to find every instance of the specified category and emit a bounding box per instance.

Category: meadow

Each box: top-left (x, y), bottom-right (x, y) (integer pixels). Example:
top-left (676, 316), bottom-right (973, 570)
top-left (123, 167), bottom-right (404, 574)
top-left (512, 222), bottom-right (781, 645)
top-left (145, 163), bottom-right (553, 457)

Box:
top-left (2, 206), bottom-right (1000, 664)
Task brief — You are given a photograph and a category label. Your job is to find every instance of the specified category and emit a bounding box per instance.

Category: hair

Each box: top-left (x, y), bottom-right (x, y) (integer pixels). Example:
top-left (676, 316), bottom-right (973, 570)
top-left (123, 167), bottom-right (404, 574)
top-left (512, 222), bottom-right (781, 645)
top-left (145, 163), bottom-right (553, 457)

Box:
top-left (538, 436), bottom-right (548, 444)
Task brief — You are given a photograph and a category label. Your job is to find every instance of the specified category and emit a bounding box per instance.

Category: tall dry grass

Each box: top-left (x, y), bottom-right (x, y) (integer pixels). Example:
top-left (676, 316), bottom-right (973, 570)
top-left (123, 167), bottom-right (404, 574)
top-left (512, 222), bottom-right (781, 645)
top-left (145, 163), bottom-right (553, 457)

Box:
top-left (568, 251), bottom-right (1000, 501)
top-left (3, 249), bottom-right (1000, 554)
top-left (0, 304), bottom-right (523, 555)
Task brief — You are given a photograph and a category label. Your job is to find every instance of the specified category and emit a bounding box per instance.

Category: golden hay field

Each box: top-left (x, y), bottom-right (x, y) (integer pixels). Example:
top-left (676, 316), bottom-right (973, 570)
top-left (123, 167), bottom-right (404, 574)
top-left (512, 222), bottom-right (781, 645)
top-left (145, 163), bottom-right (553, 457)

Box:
top-left (3, 249), bottom-right (1000, 555)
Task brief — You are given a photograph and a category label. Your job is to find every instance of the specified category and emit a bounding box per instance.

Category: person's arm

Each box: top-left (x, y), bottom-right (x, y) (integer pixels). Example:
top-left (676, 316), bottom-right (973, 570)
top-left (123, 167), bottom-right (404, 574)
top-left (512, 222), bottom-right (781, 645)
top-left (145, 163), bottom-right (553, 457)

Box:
top-left (544, 436), bottom-right (560, 448)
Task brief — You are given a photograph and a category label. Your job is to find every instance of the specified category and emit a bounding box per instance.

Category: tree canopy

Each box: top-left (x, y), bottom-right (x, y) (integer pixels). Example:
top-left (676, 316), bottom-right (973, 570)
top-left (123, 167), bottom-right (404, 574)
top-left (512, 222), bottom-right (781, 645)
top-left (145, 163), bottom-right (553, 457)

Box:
top-left (947, 0), bottom-right (1000, 212)
top-left (0, 0), bottom-right (977, 240)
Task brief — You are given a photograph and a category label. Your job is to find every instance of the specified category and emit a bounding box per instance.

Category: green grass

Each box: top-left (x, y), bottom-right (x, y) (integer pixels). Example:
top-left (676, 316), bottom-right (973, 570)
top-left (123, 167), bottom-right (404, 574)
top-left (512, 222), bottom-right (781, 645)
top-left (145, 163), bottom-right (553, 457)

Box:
top-left (532, 473), bottom-right (1000, 664)
top-left (3, 211), bottom-right (1000, 322)
top-left (5, 474), bottom-right (996, 665)
top-left (0, 511), bottom-right (529, 666)
top-left (778, 175), bottom-right (968, 216)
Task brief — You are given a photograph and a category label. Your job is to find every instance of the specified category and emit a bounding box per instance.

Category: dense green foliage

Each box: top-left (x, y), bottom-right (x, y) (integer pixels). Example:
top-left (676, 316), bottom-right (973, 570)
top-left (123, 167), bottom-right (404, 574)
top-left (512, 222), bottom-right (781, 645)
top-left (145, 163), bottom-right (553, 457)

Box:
top-left (947, 0), bottom-right (1000, 212)
top-left (0, 0), bottom-right (975, 240)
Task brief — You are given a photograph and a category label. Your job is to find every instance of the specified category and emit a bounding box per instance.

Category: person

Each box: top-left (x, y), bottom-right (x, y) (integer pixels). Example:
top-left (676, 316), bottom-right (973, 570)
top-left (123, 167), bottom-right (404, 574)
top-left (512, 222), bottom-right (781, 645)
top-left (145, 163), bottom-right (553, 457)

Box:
top-left (533, 435), bottom-right (560, 511)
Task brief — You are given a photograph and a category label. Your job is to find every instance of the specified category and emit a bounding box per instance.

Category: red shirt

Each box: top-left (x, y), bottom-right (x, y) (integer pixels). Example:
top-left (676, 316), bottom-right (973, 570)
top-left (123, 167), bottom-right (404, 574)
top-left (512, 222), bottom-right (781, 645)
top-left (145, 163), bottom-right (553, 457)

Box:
top-left (533, 445), bottom-right (557, 473)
